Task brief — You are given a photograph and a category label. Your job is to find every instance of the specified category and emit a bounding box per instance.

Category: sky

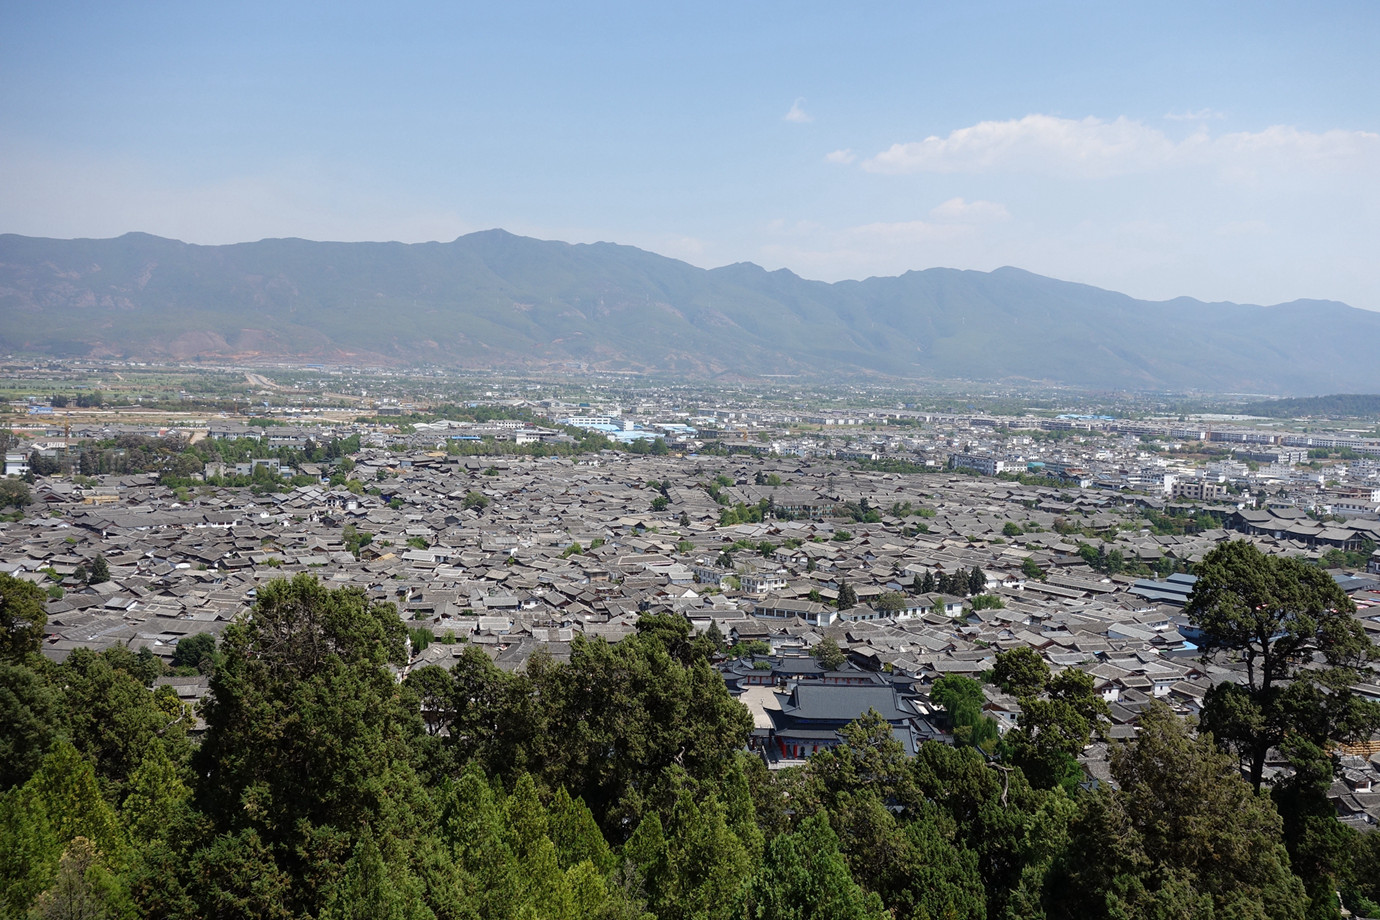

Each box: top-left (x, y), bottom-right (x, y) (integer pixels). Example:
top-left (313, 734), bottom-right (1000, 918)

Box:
top-left (2, 1), bottom-right (1377, 309)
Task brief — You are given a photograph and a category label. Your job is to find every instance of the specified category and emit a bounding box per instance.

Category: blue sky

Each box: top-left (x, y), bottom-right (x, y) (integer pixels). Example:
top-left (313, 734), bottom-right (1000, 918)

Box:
top-left (2, 1), bottom-right (1377, 309)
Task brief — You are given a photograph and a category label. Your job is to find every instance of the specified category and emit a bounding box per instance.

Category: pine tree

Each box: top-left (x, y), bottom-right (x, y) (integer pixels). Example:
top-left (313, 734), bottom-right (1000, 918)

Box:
top-left (0, 572), bottom-right (47, 661)
top-left (88, 555), bottom-right (110, 586)
top-left (0, 659), bottom-right (60, 788)
top-left (548, 786), bottom-right (612, 873)
top-left (811, 638), bottom-right (847, 671)
top-left (120, 742), bottom-right (190, 846)
top-left (29, 836), bottom-right (132, 920)
top-left (968, 566), bottom-right (987, 596)
top-left (736, 815), bottom-right (889, 920)
top-left (835, 581), bottom-right (857, 609)
top-left (1071, 701), bottom-right (1311, 920)
top-left (1187, 540), bottom-right (1380, 790)
top-left (0, 783), bottom-right (61, 915)
top-left (28, 742), bottom-right (124, 860)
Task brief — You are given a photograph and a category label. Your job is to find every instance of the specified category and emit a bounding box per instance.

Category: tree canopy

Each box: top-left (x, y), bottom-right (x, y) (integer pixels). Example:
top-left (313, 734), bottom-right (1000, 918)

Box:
top-left (1186, 540), bottom-right (1379, 789)
top-left (1, 568), bottom-right (1376, 919)
top-left (0, 572), bottom-right (47, 662)
top-left (810, 638), bottom-right (848, 672)
top-left (1048, 701), bottom-right (1308, 919)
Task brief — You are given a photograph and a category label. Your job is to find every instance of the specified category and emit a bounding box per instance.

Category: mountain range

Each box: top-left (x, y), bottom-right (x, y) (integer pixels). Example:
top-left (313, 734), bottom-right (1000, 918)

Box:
top-left (2, 230), bottom-right (1376, 394)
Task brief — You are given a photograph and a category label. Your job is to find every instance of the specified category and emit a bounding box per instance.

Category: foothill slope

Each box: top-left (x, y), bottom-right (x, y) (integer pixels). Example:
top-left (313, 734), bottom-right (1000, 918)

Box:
top-left (3, 230), bottom-right (1378, 394)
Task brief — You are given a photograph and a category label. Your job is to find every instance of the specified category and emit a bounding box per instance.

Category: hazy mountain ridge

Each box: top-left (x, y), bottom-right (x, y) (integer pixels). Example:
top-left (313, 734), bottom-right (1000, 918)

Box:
top-left (2, 230), bottom-right (1376, 394)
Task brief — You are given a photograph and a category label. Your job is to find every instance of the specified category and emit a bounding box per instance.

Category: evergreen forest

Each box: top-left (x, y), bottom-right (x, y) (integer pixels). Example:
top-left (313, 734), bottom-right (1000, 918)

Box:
top-left (3, 567), bottom-right (1380, 920)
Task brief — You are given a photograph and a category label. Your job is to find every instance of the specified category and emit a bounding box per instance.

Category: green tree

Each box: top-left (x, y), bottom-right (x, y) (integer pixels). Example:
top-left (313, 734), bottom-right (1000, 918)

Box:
top-left (1270, 738), bottom-right (1360, 918)
top-left (58, 648), bottom-right (192, 802)
top-left (28, 742), bottom-right (125, 872)
top-left (1012, 668), bottom-right (1109, 792)
top-left (699, 620), bottom-right (728, 657)
top-left (528, 633), bottom-right (753, 836)
top-left (28, 835), bottom-right (132, 920)
top-left (735, 815), bottom-right (888, 920)
top-left (170, 632), bottom-right (218, 674)
top-left (404, 664), bottom-right (455, 737)
top-left (1048, 701), bottom-right (1307, 920)
top-left (0, 571), bottom-right (47, 662)
top-left (992, 646), bottom-right (1049, 700)
top-left (185, 828), bottom-right (294, 920)
top-left (548, 785), bottom-right (612, 874)
top-left (1186, 540), bottom-right (1380, 790)
top-left (874, 591), bottom-right (907, 613)
top-left (318, 829), bottom-right (423, 920)
top-left (342, 523), bottom-right (374, 558)
top-left (881, 811), bottom-right (988, 920)
top-left (636, 611), bottom-right (696, 665)
top-left (835, 581), bottom-right (857, 610)
top-left (195, 575), bottom-right (420, 864)
top-left (1021, 556), bottom-right (1044, 581)
top-left (810, 638), bottom-right (847, 672)
top-left (931, 674), bottom-right (998, 751)
top-left (654, 790), bottom-right (754, 920)
top-left (0, 781), bottom-right (63, 915)
top-left (88, 554), bottom-right (110, 586)
top-left (0, 478), bottom-right (31, 509)
top-left (438, 766), bottom-right (519, 917)
top-left (967, 566), bottom-right (987, 596)
top-left (444, 645), bottom-right (541, 779)
top-left (119, 742), bottom-right (191, 848)
top-left (808, 710), bottom-right (916, 809)
top-left (624, 811), bottom-right (670, 914)
top-left (1345, 831), bottom-right (1380, 918)
top-left (0, 659), bottom-right (60, 789)
top-left (407, 626), bottom-right (433, 656)
top-left (730, 639), bottom-right (771, 660)
top-left (993, 650), bottom-right (1108, 791)
top-left (909, 741), bottom-right (1073, 920)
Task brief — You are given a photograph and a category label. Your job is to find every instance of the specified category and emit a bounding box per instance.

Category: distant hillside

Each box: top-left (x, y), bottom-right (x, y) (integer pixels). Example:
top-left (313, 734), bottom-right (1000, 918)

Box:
top-left (2, 230), bottom-right (1378, 394)
top-left (1235, 394), bottom-right (1380, 418)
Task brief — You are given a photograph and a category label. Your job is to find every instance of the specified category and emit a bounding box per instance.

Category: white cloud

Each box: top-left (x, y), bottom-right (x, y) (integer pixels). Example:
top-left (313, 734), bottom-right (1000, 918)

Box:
top-left (859, 114), bottom-right (1380, 179)
top-left (1214, 125), bottom-right (1380, 168)
top-left (784, 98), bottom-right (813, 124)
top-left (928, 197), bottom-right (1010, 223)
top-left (755, 113), bottom-right (1380, 308)
top-left (863, 115), bottom-right (1176, 177)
